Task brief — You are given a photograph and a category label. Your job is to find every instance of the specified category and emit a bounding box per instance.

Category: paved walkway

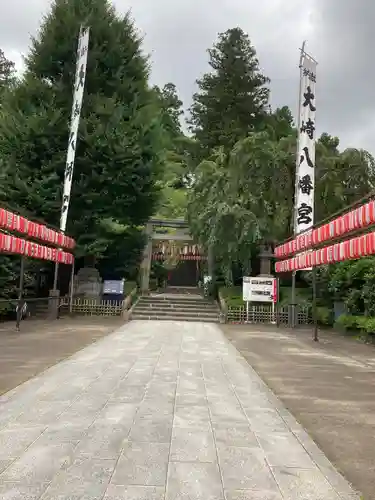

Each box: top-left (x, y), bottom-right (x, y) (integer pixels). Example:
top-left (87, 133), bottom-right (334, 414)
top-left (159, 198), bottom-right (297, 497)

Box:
top-left (0, 321), bottom-right (358, 499)
top-left (223, 324), bottom-right (375, 499)
top-left (0, 317), bottom-right (123, 396)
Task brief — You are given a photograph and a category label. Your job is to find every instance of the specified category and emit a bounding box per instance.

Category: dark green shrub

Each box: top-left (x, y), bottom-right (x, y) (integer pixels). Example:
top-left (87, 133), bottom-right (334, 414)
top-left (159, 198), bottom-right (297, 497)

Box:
top-left (335, 314), bottom-right (360, 332)
top-left (316, 306), bottom-right (334, 326)
top-left (359, 317), bottom-right (375, 336)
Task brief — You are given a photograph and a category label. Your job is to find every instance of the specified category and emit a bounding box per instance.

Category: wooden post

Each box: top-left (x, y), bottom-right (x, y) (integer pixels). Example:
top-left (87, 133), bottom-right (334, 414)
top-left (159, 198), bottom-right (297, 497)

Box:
top-left (312, 266), bottom-right (318, 341)
top-left (16, 257), bottom-right (25, 331)
top-left (69, 260), bottom-right (75, 314)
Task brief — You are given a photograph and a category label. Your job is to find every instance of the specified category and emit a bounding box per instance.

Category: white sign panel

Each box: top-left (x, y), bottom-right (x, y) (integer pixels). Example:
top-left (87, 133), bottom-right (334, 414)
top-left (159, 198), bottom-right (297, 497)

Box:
top-left (103, 280), bottom-right (124, 295)
top-left (60, 26), bottom-right (90, 232)
top-left (294, 52), bottom-right (317, 236)
top-left (243, 277), bottom-right (277, 303)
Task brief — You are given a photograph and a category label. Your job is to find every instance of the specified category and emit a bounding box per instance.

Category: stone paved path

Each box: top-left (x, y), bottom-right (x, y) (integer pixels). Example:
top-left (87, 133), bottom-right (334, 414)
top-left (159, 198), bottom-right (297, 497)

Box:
top-left (0, 321), bottom-right (358, 499)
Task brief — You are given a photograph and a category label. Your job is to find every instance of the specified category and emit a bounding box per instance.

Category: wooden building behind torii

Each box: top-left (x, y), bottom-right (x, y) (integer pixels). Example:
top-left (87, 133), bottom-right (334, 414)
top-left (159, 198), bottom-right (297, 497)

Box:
top-left (139, 218), bottom-right (206, 294)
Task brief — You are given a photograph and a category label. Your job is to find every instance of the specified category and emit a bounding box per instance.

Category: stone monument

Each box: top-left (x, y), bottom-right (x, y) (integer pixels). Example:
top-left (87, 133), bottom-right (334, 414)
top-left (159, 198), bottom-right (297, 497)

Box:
top-left (74, 267), bottom-right (102, 302)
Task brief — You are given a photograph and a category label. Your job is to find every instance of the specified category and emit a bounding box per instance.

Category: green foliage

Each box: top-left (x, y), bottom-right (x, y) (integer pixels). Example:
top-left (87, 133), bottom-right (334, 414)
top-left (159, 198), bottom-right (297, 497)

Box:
top-left (316, 306), bottom-right (334, 326)
top-left (219, 286), bottom-right (243, 307)
top-left (335, 314), bottom-right (360, 332)
top-left (334, 314), bottom-right (375, 340)
top-left (361, 317), bottom-right (375, 336)
top-left (279, 286), bottom-right (311, 306)
top-left (0, 256), bottom-right (40, 314)
top-left (188, 130), bottom-right (295, 273)
top-left (124, 280), bottom-right (137, 297)
top-left (95, 226), bottom-right (145, 280)
top-left (315, 134), bottom-right (375, 221)
top-left (153, 83), bottom-right (183, 139)
top-left (361, 264), bottom-right (375, 316)
top-left (186, 31), bottom-right (300, 278)
top-left (327, 258), bottom-right (375, 314)
top-left (0, 0), bottom-right (165, 260)
top-left (0, 49), bottom-right (15, 99)
top-left (153, 83), bottom-right (191, 220)
top-left (0, 256), bottom-right (21, 300)
top-left (189, 27), bottom-right (270, 155)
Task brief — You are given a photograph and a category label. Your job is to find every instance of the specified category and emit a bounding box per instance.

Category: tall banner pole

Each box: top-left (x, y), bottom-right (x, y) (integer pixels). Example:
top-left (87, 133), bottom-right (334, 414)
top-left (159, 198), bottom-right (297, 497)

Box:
top-left (53, 26), bottom-right (90, 291)
top-left (291, 41), bottom-right (306, 328)
top-left (293, 42), bottom-right (317, 337)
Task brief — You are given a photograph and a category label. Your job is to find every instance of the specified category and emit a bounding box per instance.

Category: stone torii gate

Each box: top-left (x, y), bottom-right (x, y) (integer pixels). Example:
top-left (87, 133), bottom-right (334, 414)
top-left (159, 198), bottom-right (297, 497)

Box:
top-left (139, 218), bottom-right (206, 294)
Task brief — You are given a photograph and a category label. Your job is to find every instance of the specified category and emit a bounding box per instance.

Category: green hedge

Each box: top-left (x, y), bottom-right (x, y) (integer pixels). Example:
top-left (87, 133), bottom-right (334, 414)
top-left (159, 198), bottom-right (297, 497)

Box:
top-left (335, 314), bottom-right (375, 337)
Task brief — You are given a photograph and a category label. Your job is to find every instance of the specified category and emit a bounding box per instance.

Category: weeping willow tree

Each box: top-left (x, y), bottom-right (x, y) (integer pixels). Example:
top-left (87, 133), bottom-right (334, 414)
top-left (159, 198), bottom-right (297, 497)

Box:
top-left (187, 131), bottom-right (292, 283)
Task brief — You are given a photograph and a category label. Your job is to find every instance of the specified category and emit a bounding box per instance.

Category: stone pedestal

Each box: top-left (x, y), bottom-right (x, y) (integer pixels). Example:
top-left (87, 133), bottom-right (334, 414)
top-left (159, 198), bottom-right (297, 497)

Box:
top-left (48, 289), bottom-right (60, 320)
top-left (74, 267), bottom-right (102, 302)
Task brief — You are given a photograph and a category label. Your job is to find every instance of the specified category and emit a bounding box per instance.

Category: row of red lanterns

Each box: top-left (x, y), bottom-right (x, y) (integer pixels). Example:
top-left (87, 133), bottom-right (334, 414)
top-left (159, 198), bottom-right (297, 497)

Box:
top-left (275, 200), bottom-right (375, 258)
top-left (0, 208), bottom-right (75, 250)
top-left (0, 232), bottom-right (74, 265)
top-left (275, 231), bottom-right (375, 272)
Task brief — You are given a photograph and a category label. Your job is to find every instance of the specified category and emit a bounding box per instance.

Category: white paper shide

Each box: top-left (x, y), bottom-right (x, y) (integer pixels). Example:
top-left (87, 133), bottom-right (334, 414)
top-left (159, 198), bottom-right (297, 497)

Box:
top-left (60, 27), bottom-right (90, 232)
top-left (295, 53), bottom-right (317, 236)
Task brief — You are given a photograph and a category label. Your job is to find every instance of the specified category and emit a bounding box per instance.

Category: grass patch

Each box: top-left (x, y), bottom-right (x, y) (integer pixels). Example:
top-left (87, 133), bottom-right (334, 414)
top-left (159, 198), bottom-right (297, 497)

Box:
top-left (219, 286), bottom-right (243, 307)
top-left (124, 281), bottom-right (137, 297)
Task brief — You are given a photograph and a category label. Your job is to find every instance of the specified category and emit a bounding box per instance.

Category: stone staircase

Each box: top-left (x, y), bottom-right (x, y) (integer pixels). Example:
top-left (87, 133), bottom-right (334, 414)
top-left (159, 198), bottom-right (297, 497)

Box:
top-left (131, 293), bottom-right (220, 323)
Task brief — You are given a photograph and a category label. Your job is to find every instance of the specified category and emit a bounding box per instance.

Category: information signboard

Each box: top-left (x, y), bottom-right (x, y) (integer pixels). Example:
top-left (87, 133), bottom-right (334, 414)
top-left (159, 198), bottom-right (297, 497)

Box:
top-left (242, 277), bottom-right (277, 303)
top-left (103, 279), bottom-right (124, 295)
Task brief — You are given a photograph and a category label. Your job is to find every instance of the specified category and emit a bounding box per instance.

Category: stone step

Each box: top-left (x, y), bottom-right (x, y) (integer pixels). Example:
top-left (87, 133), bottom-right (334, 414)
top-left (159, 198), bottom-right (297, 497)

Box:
top-left (133, 293), bottom-right (219, 323)
top-left (134, 304), bottom-right (219, 314)
top-left (159, 287), bottom-right (202, 295)
top-left (131, 313), bottom-right (218, 323)
top-left (132, 310), bottom-right (219, 320)
top-left (135, 302), bottom-right (218, 311)
top-left (134, 307), bottom-right (219, 315)
top-left (139, 297), bottom-right (212, 306)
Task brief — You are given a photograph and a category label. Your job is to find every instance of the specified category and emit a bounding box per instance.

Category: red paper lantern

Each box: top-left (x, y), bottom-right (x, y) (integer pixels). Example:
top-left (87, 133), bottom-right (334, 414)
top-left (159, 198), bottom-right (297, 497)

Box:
top-left (0, 206), bottom-right (75, 250)
top-left (275, 230), bottom-right (375, 272)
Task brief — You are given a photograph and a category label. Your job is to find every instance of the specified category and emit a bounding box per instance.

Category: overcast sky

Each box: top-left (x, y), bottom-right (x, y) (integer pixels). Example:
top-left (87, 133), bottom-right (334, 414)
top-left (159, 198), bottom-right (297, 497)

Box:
top-left (0, 0), bottom-right (373, 153)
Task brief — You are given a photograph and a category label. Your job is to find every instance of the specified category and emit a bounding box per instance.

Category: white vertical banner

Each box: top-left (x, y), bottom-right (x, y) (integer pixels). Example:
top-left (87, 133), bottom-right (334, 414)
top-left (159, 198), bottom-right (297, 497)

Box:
top-left (294, 47), bottom-right (317, 270)
top-left (60, 26), bottom-right (90, 232)
top-left (294, 50), bottom-right (317, 235)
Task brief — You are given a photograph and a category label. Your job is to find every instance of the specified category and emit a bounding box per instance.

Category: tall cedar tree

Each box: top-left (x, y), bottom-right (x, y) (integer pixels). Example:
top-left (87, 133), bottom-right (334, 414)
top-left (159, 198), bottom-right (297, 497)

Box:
top-left (97, 83), bottom-right (186, 279)
top-left (0, 49), bottom-right (15, 99)
top-left (154, 83), bottom-right (183, 139)
top-left (189, 27), bottom-right (270, 155)
top-left (0, 0), bottom-right (165, 257)
top-left (0, 50), bottom-right (19, 304)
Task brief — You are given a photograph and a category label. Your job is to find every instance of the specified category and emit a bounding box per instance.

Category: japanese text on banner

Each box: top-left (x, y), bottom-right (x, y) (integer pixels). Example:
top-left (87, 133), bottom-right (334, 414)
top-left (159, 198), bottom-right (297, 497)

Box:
top-left (60, 27), bottom-right (90, 232)
top-left (295, 54), bottom-right (317, 235)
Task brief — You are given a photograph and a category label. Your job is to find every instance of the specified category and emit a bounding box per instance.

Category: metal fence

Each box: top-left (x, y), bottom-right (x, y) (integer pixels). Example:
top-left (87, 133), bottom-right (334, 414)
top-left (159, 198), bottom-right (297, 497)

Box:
top-left (226, 304), bottom-right (310, 325)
